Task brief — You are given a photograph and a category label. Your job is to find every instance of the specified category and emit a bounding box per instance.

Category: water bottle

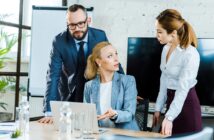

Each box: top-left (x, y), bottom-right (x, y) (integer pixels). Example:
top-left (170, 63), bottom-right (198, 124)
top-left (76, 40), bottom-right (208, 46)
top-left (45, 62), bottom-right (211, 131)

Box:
top-left (59, 102), bottom-right (72, 140)
top-left (18, 96), bottom-right (29, 134)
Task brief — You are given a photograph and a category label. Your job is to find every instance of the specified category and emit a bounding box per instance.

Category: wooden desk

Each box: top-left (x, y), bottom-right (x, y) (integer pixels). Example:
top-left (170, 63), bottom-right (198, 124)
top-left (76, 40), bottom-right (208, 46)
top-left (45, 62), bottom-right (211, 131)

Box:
top-left (28, 121), bottom-right (166, 140)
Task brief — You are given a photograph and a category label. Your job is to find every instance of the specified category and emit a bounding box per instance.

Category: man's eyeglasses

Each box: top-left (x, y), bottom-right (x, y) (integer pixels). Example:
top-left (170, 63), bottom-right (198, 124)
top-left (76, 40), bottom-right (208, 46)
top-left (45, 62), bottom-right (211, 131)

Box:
top-left (67, 18), bottom-right (87, 30)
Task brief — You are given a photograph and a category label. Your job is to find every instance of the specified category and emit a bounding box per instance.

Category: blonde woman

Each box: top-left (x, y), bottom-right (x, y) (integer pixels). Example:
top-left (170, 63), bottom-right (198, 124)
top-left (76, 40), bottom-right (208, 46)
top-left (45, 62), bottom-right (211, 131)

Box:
top-left (84, 42), bottom-right (139, 130)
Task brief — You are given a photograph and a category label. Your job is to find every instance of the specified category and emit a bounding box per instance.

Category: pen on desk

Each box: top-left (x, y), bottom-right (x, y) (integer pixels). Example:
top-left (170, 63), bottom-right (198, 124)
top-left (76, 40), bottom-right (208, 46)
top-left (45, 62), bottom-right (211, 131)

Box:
top-left (98, 129), bottom-right (108, 134)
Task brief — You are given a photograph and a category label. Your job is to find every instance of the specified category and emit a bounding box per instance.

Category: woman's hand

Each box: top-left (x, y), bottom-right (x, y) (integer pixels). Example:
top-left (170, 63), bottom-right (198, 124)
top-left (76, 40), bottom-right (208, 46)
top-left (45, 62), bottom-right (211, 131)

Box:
top-left (37, 117), bottom-right (53, 124)
top-left (161, 117), bottom-right (173, 136)
top-left (136, 96), bottom-right (144, 104)
top-left (152, 111), bottom-right (160, 127)
top-left (97, 108), bottom-right (117, 120)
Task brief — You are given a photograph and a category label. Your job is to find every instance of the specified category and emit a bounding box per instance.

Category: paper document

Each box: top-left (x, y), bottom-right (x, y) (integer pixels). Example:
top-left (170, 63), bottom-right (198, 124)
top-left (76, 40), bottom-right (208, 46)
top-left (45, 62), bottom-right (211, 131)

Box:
top-left (0, 122), bottom-right (16, 131)
top-left (0, 122), bottom-right (17, 139)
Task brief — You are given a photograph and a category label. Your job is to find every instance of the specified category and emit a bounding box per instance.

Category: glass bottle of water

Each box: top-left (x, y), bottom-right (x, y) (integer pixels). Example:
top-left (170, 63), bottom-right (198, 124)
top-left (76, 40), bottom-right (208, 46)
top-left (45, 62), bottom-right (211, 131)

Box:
top-left (59, 102), bottom-right (72, 140)
top-left (18, 96), bottom-right (29, 134)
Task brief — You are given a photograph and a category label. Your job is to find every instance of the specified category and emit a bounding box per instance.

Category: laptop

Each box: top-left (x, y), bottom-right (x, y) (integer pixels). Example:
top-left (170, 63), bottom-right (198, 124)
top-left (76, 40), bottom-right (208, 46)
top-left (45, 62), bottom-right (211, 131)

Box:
top-left (50, 101), bottom-right (99, 133)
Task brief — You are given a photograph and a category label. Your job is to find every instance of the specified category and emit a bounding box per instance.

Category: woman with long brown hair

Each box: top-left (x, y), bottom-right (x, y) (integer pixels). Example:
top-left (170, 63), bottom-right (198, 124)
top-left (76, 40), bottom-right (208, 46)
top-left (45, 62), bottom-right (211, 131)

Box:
top-left (153, 9), bottom-right (202, 135)
top-left (84, 41), bottom-right (139, 130)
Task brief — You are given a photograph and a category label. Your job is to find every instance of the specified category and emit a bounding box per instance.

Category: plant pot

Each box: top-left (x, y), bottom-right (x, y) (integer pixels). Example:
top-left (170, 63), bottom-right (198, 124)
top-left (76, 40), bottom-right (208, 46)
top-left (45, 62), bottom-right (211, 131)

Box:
top-left (0, 112), bottom-right (13, 122)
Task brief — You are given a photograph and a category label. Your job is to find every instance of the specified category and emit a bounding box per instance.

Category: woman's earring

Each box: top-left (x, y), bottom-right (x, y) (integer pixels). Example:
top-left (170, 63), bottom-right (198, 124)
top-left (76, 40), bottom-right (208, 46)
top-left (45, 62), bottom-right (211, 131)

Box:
top-left (98, 64), bottom-right (101, 67)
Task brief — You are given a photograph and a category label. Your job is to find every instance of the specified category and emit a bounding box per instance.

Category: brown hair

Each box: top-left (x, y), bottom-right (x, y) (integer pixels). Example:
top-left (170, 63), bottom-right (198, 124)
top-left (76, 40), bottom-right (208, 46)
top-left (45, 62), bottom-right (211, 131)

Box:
top-left (156, 9), bottom-right (197, 48)
top-left (67, 4), bottom-right (87, 17)
top-left (85, 41), bottom-right (112, 80)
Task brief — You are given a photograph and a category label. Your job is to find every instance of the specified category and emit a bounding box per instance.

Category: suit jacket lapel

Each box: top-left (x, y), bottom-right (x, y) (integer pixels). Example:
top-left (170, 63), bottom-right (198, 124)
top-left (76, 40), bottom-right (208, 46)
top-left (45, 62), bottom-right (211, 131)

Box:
top-left (91, 75), bottom-right (101, 115)
top-left (87, 28), bottom-right (97, 57)
top-left (111, 72), bottom-right (120, 110)
top-left (67, 30), bottom-right (78, 67)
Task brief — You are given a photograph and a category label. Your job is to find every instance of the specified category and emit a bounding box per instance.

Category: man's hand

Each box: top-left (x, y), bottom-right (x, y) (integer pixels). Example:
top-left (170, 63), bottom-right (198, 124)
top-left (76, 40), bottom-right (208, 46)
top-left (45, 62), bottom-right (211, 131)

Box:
top-left (37, 117), bottom-right (53, 124)
top-left (152, 111), bottom-right (160, 128)
top-left (161, 117), bottom-right (173, 136)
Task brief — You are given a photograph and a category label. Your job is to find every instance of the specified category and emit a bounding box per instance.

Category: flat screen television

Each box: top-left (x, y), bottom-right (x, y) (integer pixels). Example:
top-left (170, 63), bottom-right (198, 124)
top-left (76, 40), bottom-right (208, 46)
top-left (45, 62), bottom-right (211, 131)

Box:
top-left (127, 37), bottom-right (214, 107)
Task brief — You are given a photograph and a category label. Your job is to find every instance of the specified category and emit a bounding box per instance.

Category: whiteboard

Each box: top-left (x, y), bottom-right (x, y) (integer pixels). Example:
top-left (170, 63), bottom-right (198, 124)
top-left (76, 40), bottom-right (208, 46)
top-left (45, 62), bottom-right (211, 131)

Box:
top-left (29, 6), bottom-right (93, 96)
top-left (29, 6), bottom-right (67, 96)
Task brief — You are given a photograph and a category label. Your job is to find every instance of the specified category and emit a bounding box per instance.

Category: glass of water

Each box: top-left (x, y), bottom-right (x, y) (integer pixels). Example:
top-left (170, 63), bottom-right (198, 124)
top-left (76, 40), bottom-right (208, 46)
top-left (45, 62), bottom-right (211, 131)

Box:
top-left (82, 110), bottom-right (95, 139)
top-left (73, 112), bottom-right (85, 139)
top-left (15, 107), bottom-right (20, 129)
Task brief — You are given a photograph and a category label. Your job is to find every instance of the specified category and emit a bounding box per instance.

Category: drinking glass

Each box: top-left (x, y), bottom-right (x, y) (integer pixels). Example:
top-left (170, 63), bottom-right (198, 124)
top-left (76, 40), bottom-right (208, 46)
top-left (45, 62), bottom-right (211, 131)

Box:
top-left (73, 112), bottom-right (85, 139)
top-left (82, 110), bottom-right (95, 139)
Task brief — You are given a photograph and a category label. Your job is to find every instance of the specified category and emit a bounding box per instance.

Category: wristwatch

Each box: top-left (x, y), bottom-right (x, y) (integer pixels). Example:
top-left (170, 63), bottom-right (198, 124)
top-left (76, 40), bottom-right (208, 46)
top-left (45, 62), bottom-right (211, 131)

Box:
top-left (166, 115), bottom-right (173, 121)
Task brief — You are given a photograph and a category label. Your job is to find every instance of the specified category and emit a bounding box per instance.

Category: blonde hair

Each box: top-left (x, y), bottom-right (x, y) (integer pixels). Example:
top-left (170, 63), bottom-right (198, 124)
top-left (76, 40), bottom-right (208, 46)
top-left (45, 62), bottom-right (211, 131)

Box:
top-left (85, 41), bottom-right (111, 80)
top-left (156, 9), bottom-right (197, 48)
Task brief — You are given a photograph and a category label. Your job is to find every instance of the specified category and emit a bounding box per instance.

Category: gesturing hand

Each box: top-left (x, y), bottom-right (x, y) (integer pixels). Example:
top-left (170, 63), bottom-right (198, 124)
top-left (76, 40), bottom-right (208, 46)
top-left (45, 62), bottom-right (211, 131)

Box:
top-left (97, 108), bottom-right (117, 120)
top-left (37, 117), bottom-right (53, 124)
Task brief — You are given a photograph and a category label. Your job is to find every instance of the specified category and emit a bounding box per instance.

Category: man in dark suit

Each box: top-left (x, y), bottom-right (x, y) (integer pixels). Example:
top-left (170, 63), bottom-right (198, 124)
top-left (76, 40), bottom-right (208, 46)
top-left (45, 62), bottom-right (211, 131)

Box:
top-left (38, 4), bottom-right (123, 123)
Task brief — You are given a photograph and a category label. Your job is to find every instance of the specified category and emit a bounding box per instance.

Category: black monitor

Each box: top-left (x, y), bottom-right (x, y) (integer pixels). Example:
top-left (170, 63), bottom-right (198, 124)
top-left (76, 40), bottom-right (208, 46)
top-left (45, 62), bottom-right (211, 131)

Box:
top-left (127, 37), bottom-right (214, 107)
top-left (196, 39), bottom-right (214, 106)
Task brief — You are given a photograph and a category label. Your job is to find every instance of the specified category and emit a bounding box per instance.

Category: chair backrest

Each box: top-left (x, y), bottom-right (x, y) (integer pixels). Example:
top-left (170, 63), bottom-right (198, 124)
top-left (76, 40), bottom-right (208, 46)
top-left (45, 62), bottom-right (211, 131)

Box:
top-left (163, 127), bottom-right (214, 140)
top-left (135, 99), bottom-right (149, 131)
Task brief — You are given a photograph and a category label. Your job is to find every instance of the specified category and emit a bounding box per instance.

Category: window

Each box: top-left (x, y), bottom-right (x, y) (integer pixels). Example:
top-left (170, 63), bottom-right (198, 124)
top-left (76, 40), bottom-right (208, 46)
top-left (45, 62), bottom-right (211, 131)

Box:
top-left (0, 0), bottom-right (63, 121)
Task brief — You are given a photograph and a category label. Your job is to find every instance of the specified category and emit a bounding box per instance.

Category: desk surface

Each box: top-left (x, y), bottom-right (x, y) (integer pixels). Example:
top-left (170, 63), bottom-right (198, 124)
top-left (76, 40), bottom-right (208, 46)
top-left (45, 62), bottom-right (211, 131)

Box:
top-left (28, 121), bottom-right (166, 140)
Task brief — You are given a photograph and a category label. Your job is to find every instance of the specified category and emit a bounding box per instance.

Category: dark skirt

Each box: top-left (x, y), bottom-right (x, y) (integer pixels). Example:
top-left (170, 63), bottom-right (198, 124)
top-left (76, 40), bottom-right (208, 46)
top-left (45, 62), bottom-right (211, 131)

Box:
top-left (166, 87), bottom-right (202, 135)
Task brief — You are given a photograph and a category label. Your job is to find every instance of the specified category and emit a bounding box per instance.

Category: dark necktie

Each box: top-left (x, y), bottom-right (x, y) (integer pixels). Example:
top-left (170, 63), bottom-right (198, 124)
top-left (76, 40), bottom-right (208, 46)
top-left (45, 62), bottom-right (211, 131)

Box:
top-left (74, 41), bottom-right (86, 102)
top-left (78, 41), bottom-right (86, 70)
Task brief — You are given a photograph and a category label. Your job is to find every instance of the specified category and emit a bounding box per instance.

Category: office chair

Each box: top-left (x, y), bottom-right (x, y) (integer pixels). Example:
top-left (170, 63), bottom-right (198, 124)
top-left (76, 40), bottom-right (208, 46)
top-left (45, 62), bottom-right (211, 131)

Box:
top-left (135, 98), bottom-right (149, 131)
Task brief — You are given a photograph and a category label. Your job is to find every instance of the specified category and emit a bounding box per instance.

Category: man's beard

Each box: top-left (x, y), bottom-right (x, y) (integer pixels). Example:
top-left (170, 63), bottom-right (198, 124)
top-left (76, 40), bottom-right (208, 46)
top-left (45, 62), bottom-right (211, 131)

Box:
top-left (72, 27), bottom-right (88, 41)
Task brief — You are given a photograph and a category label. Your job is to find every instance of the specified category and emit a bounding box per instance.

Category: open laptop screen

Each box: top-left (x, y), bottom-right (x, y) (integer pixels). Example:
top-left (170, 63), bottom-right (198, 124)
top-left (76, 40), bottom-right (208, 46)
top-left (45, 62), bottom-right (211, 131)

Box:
top-left (50, 101), bottom-right (99, 133)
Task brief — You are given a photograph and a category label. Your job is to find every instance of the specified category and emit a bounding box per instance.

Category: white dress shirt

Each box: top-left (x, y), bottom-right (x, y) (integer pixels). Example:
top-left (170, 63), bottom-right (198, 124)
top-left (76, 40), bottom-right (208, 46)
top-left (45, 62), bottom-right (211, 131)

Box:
top-left (74, 32), bottom-right (88, 55)
top-left (155, 44), bottom-right (200, 121)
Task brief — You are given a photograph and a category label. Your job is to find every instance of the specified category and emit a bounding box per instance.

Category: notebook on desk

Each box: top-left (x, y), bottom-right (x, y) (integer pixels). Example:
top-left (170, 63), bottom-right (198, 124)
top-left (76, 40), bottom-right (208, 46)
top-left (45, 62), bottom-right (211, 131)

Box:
top-left (50, 101), bottom-right (99, 133)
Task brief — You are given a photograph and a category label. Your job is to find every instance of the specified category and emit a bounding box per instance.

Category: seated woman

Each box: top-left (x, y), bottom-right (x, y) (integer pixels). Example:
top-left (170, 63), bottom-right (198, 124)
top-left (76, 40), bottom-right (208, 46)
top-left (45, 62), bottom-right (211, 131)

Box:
top-left (83, 41), bottom-right (139, 131)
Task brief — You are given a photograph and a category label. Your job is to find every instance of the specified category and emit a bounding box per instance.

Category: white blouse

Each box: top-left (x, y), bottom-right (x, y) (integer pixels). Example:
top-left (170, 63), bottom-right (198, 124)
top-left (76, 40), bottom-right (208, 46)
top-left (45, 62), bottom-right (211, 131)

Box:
top-left (155, 44), bottom-right (200, 121)
top-left (100, 81), bottom-right (115, 127)
top-left (100, 81), bottom-right (112, 114)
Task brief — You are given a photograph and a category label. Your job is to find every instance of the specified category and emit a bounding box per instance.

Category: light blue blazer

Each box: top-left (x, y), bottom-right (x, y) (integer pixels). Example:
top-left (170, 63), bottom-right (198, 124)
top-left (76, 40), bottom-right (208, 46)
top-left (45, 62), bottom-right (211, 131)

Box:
top-left (84, 72), bottom-right (140, 131)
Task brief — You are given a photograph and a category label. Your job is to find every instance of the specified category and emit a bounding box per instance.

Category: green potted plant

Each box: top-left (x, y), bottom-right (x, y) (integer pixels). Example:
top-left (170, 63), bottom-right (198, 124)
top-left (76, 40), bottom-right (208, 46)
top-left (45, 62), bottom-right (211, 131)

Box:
top-left (0, 24), bottom-right (18, 121)
top-left (0, 78), bottom-right (9, 110)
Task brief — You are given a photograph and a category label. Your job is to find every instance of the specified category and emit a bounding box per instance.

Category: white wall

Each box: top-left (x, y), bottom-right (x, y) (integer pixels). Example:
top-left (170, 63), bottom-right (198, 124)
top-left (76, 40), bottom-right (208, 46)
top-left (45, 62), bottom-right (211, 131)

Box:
top-left (68, 0), bottom-right (214, 72)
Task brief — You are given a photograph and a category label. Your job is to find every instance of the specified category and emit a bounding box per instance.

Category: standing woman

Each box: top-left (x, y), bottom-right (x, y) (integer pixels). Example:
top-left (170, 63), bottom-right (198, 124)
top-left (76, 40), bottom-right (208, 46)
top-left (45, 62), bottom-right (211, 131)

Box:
top-left (84, 42), bottom-right (139, 130)
top-left (152, 9), bottom-right (202, 135)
